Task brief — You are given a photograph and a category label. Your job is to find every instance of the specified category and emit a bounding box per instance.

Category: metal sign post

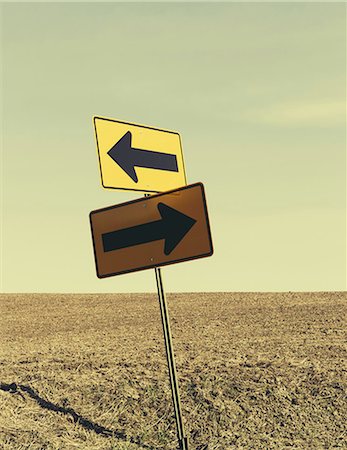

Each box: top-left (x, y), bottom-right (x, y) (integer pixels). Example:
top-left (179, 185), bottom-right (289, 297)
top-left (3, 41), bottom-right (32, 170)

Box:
top-left (143, 192), bottom-right (189, 450)
top-left (155, 267), bottom-right (189, 450)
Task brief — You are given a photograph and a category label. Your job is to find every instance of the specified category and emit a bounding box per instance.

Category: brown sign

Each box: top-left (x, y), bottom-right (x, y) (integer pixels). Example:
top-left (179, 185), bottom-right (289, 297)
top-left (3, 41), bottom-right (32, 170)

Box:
top-left (89, 182), bottom-right (213, 278)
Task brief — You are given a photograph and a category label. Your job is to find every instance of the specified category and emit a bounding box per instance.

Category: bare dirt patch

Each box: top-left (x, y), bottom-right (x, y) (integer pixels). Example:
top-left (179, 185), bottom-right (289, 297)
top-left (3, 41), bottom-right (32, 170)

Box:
top-left (0, 292), bottom-right (346, 449)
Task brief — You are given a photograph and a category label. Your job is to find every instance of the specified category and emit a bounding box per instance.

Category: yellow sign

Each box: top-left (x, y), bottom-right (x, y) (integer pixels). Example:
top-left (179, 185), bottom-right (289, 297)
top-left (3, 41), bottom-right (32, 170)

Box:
top-left (93, 116), bottom-right (187, 193)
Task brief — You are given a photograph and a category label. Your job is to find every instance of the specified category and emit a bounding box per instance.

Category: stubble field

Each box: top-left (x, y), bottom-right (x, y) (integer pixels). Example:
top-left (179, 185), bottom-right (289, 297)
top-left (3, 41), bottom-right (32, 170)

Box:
top-left (0, 292), bottom-right (346, 449)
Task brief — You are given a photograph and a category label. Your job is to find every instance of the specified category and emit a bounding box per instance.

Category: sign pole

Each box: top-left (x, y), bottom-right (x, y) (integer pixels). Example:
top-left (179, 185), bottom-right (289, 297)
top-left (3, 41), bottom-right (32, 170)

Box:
top-left (143, 192), bottom-right (189, 449)
top-left (154, 267), bottom-right (189, 450)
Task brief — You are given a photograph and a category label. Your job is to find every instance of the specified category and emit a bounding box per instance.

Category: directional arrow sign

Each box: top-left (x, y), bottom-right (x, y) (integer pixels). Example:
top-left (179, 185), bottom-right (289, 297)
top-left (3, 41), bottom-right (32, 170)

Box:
top-left (107, 132), bottom-right (179, 183)
top-left (94, 116), bottom-right (187, 193)
top-left (89, 183), bottom-right (213, 278)
top-left (102, 203), bottom-right (196, 255)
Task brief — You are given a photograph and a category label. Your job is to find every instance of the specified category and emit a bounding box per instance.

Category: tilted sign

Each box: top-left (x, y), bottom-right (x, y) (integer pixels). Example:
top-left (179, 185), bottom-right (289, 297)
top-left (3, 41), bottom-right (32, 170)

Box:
top-left (93, 116), bottom-right (187, 193)
top-left (89, 183), bottom-right (213, 278)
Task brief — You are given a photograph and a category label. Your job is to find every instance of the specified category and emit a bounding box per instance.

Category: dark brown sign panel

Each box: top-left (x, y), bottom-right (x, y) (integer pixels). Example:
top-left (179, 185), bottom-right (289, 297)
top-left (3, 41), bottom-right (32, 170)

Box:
top-left (89, 182), bottom-right (213, 278)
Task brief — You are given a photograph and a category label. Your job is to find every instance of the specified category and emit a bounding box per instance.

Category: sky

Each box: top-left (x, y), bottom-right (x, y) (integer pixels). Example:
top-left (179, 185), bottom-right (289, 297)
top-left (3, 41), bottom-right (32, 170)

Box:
top-left (0, 2), bottom-right (346, 293)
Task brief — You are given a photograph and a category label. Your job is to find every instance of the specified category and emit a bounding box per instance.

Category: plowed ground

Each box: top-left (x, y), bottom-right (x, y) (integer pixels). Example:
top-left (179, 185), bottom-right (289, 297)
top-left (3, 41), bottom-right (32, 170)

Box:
top-left (0, 292), bottom-right (346, 449)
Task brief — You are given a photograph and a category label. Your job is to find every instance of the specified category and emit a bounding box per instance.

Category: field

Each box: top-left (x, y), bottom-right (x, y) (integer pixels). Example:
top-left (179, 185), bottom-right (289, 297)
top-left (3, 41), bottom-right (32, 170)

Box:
top-left (0, 292), bottom-right (346, 449)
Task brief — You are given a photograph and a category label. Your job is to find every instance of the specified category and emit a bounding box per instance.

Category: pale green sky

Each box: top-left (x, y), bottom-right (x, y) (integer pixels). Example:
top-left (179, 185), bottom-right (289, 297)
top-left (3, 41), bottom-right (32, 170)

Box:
top-left (1, 2), bottom-right (346, 293)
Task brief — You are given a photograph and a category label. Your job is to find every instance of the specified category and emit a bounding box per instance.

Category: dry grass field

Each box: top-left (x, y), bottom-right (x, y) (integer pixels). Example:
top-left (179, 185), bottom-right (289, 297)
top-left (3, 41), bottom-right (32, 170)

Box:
top-left (0, 292), bottom-right (346, 449)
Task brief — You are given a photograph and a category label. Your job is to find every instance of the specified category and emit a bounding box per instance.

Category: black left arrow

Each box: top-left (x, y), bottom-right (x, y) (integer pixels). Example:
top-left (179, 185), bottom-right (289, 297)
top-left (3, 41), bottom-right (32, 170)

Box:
top-left (107, 131), bottom-right (178, 183)
top-left (102, 202), bottom-right (196, 255)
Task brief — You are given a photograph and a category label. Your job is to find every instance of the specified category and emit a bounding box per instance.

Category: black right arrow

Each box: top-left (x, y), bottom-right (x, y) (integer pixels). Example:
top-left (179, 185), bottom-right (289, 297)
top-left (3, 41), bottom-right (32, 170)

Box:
top-left (107, 131), bottom-right (179, 182)
top-left (102, 203), bottom-right (196, 255)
